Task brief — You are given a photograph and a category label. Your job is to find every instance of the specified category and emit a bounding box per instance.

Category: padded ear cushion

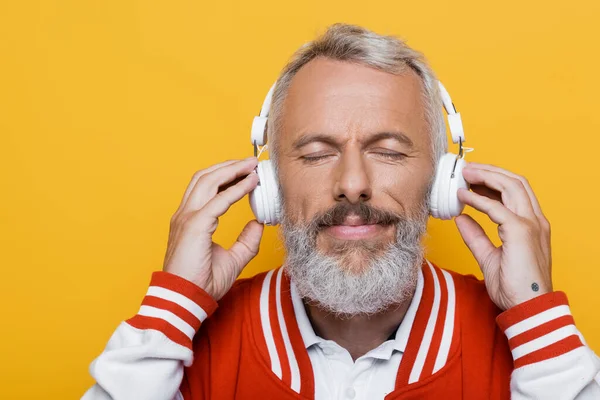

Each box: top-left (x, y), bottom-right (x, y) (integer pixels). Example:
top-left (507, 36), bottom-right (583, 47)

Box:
top-left (430, 153), bottom-right (464, 220)
top-left (249, 162), bottom-right (268, 223)
top-left (429, 171), bottom-right (440, 218)
top-left (262, 160), bottom-right (280, 225)
top-left (429, 153), bottom-right (449, 219)
top-left (248, 160), bottom-right (281, 225)
top-left (441, 155), bottom-right (454, 219)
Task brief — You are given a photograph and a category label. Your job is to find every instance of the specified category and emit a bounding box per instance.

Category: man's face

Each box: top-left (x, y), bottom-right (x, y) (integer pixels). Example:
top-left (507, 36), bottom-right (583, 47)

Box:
top-left (277, 57), bottom-right (434, 272)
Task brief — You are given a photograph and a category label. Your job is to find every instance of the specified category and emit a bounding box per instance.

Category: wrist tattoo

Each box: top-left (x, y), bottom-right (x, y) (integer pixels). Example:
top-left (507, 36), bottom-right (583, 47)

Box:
top-left (531, 282), bottom-right (540, 292)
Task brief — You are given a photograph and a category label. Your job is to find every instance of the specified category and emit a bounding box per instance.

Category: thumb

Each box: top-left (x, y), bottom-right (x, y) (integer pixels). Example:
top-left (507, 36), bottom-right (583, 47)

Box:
top-left (455, 214), bottom-right (496, 275)
top-left (228, 220), bottom-right (264, 275)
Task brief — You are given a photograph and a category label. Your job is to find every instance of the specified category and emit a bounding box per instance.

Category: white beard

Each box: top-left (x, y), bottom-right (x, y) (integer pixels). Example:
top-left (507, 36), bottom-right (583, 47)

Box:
top-left (280, 204), bottom-right (429, 317)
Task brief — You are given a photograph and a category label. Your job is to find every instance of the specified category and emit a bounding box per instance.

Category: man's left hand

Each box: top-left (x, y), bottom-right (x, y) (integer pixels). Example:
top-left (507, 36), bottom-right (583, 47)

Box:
top-left (455, 162), bottom-right (553, 311)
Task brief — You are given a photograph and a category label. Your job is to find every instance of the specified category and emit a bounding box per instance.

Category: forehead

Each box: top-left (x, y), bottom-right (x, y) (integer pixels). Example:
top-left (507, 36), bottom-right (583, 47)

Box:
top-left (279, 57), bottom-right (429, 147)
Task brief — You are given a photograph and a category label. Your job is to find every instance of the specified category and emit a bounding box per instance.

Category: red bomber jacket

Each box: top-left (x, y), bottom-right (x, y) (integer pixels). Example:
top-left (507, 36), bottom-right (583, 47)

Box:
top-left (82, 261), bottom-right (600, 399)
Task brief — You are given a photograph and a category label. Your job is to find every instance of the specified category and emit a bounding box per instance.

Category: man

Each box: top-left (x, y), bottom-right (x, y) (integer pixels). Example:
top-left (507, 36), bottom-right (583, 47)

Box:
top-left (83, 23), bottom-right (600, 399)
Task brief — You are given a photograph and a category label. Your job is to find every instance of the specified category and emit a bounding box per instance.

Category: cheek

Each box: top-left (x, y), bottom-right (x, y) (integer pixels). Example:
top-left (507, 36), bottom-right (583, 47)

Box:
top-left (374, 163), bottom-right (433, 211)
top-left (279, 165), bottom-right (333, 222)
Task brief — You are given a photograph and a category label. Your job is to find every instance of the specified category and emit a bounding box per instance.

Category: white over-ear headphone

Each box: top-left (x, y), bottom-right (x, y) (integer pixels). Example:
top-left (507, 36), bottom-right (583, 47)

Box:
top-left (248, 81), bottom-right (470, 225)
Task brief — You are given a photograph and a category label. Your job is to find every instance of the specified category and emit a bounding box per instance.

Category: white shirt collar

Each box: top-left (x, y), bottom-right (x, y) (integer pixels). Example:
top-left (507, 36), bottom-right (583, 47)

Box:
top-left (289, 267), bottom-right (424, 359)
top-left (290, 281), bottom-right (323, 349)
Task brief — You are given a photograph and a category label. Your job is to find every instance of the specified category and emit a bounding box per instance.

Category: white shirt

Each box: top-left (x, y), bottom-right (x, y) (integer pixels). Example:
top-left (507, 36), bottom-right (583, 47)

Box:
top-left (289, 270), bottom-right (424, 400)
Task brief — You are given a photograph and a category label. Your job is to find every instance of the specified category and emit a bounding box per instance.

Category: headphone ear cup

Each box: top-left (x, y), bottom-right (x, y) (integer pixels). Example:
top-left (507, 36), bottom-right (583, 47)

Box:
top-left (430, 153), bottom-right (466, 220)
top-left (248, 160), bottom-right (280, 225)
top-left (447, 157), bottom-right (468, 218)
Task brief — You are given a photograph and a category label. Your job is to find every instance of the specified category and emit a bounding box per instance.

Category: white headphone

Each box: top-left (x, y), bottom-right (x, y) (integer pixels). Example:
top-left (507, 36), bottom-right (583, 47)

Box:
top-left (248, 81), bottom-right (470, 225)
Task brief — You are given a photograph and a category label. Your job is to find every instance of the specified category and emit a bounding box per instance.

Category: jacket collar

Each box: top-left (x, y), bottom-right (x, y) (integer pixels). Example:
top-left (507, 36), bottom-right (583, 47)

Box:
top-left (249, 260), bottom-right (460, 398)
top-left (289, 267), bottom-right (424, 357)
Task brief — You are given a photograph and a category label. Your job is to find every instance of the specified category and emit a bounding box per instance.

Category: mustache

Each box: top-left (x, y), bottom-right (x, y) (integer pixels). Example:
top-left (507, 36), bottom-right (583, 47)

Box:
top-left (309, 202), bottom-right (402, 231)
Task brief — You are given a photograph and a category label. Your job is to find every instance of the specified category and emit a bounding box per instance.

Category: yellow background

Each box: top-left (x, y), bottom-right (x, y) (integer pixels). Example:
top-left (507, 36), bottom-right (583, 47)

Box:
top-left (1, 1), bottom-right (598, 398)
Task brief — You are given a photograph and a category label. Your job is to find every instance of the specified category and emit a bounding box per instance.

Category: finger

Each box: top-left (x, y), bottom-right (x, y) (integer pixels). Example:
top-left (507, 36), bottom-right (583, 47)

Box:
top-left (454, 214), bottom-right (496, 275)
top-left (462, 167), bottom-right (536, 218)
top-left (465, 163), bottom-right (543, 217)
top-left (470, 184), bottom-right (502, 203)
top-left (457, 187), bottom-right (517, 225)
top-left (199, 172), bottom-right (260, 221)
top-left (177, 160), bottom-right (238, 213)
top-left (218, 175), bottom-right (248, 194)
top-left (228, 220), bottom-right (264, 275)
top-left (185, 157), bottom-right (258, 212)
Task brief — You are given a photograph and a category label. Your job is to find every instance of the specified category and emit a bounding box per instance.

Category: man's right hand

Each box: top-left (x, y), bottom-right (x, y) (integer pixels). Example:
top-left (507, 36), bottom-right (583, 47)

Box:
top-left (163, 157), bottom-right (264, 301)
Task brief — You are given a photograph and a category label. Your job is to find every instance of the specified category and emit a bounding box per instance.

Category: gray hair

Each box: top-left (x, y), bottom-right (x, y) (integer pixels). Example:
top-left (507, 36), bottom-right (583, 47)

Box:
top-left (281, 200), bottom-right (429, 316)
top-left (267, 23), bottom-right (447, 169)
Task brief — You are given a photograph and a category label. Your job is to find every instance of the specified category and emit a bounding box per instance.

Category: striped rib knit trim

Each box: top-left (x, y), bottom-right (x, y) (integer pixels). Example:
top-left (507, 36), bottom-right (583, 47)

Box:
top-left (280, 270), bottom-right (315, 398)
top-left (496, 291), bottom-right (583, 368)
top-left (258, 268), bottom-right (311, 395)
top-left (126, 271), bottom-right (218, 350)
top-left (395, 261), bottom-right (459, 388)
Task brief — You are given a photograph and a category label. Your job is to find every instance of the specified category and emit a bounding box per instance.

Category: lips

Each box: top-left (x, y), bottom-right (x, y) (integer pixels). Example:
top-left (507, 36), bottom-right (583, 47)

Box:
top-left (321, 215), bottom-right (386, 240)
top-left (311, 204), bottom-right (400, 241)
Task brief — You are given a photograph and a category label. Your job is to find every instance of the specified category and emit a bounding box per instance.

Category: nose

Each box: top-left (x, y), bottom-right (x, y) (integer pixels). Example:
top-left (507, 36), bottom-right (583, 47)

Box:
top-left (333, 149), bottom-right (372, 204)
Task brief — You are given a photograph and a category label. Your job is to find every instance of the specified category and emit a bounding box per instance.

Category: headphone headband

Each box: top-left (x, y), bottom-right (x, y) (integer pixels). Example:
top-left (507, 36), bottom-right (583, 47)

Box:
top-left (437, 81), bottom-right (465, 144)
top-left (251, 80), bottom-right (465, 146)
top-left (251, 83), bottom-right (277, 146)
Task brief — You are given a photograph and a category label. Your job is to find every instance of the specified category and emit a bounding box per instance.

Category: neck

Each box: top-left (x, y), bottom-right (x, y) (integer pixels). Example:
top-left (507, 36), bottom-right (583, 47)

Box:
top-left (304, 287), bottom-right (415, 361)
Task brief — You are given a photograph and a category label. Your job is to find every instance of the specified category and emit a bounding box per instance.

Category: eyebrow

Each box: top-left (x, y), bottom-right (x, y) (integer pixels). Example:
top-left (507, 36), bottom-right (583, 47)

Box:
top-left (292, 134), bottom-right (339, 150)
top-left (366, 131), bottom-right (414, 148)
top-left (291, 131), bottom-right (414, 150)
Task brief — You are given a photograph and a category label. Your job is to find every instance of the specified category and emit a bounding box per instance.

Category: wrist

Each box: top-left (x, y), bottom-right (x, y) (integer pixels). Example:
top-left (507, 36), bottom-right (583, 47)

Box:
top-left (498, 274), bottom-right (553, 310)
top-left (163, 265), bottom-right (210, 292)
top-left (508, 284), bottom-right (552, 309)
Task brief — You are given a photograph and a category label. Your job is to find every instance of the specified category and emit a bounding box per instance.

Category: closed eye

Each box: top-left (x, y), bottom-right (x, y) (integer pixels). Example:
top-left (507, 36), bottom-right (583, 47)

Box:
top-left (373, 152), bottom-right (407, 161)
top-left (301, 154), bottom-right (334, 163)
top-left (302, 152), bottom-right (407, 163)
